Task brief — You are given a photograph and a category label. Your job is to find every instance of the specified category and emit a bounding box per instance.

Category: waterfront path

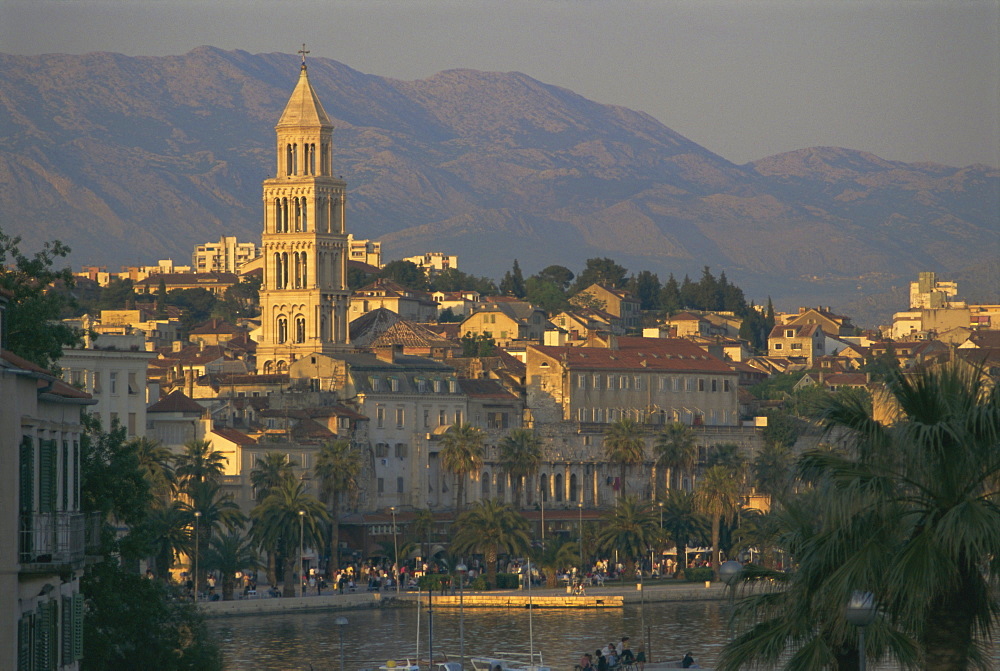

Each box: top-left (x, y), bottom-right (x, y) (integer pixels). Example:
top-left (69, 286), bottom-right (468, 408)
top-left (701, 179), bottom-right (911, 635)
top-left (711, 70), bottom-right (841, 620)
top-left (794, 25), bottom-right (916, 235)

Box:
top-left (198, 578), bottom-right (729, 618)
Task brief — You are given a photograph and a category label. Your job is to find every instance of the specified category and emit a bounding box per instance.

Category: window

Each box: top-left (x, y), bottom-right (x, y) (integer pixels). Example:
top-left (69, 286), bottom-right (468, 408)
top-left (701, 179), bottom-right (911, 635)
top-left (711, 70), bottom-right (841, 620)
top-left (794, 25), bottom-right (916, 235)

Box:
top-left (92, 372), bottom-right (102, 394)
top-left (439, 409), bottom-right (447, 426)
top-left (634, 376), bottom-right (642, 390)
top-left (128, 413), bottom-right (136, 436)
top-left (593, 375), bottom-right (602, 390)
top-left (577, 374), bottom-right (587, 389)
top-left (395, 407), bottom-right (405, 428)
top-left (791, 343), bottom-right (802, 350)
top-left (376, 406), bottom-right (385, 428)
top-left (110, 372), bottom-right (118, 395)
top-left (698, 378), bottom-right (705, 392)
top-left (433, 380), bottom-right (443, 393)
top-left (390, 377), bottom-right (399, 392)
top-left (607, 375), bottom-right (616, 389)
top-left (785, 329), bottom-right (795, 337)
top-left (395, 443), bottom-right (408, 458)
top-left (685, 377), bottom-right (695, 392)
top-left (577, 408), bottom-right (586, 421)
top-left (672, 377), bottom-right (681, 392)
top-left (423, 409), bottom-right (430, 428)
top-left (711, 379), bottom-right (717, 392)
top-left (455, 410), bottom-right (463, 426)
top-left (723, 379), bottom-right (731, 392)
top-left (658, 377), bottom-right (666, 392)
top-left (377, 478), bottom-right (384, 494)
top-left (128, 372), bottom-right (138, 394)
top-left (448, 380), bottom-right (457, 393)
top-left (374, 443), bottom-right (389, 457)
top-left (487, 412), bottom-right (509, 429)
top-left (773, 343), bottom-right (783, 350)
top-left (397, 477), bottom-right (404, 493)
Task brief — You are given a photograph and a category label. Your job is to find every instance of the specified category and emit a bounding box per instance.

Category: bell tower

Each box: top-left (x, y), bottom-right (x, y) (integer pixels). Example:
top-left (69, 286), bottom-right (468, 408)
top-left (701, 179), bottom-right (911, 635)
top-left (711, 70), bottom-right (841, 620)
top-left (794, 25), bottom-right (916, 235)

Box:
top-left (257, 51), bottom-right (350, 374)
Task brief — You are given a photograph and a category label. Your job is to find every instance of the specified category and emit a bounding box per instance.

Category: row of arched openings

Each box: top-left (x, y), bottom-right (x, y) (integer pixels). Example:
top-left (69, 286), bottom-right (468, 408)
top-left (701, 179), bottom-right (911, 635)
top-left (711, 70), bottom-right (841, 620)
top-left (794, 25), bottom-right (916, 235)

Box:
top-left (273, 252), bottom-right (309, 290)
top-left (272, 195), bottom-right (343, 234)
top-left (479, 472), bottom-right (579, 502)
top-left (275, 315), bottom-right (307, 344)
top-left (285, 142), bottom-right (330, 177)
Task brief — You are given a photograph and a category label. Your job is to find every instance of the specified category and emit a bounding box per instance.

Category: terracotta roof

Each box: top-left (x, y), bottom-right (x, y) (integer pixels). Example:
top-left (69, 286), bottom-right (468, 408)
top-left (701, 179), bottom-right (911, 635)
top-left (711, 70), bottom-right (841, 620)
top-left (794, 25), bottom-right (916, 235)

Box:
top-left (134, 272), bottom-right (238, 286)
top-left (210, 427), bottom-right (257, 446)
top-left (769, 324), bottom-right (822, 338)
top-left (372, 321), bottom-right (456, 349)
top-left (530, 337), bottom-right (735, 374)
top-left (349, 308), bottom-right (402, 347)
top-left (824, 373), bottom-right (869, 386)
top-left (147, 389), bottom-right (205, 413)
top-left (0, 350), bottom-right (94, 399)
top-left (189, 318), bottom-right (244, 335)
top-left (459, 378), bottom-right (519, 400)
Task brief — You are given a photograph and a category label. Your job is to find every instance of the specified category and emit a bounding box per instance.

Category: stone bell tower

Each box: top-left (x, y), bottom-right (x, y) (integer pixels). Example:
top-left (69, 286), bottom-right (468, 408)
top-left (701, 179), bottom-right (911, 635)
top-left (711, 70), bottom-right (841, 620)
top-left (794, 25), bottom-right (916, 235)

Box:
top-left (256, 51), bottom-right (350, 374)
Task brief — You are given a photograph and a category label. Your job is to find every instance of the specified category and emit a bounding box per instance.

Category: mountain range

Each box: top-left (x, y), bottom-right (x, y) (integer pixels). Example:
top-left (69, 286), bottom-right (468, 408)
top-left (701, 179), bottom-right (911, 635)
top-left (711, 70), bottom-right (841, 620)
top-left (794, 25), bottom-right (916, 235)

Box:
top-left (0, 46), bottom-right (997, 325)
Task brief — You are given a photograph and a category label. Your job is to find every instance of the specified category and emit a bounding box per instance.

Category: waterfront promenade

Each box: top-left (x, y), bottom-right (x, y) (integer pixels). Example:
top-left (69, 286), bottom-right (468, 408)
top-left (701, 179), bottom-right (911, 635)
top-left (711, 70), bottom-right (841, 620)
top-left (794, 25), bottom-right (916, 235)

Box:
top-left (198, 578), bottom-right (729, 618)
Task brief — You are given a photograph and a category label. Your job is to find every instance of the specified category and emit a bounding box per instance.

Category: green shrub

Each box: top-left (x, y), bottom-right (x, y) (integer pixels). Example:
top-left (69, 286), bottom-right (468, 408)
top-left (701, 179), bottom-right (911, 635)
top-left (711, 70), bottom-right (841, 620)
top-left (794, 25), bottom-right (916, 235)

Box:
top-left (495, 573), bottom-right (520, 589)
top-left (418, 574), bottom-right (447, 591)
top-left (683, 567), bottom-right (714, 582)
top-left (469, 576), bottom-right (490, 591)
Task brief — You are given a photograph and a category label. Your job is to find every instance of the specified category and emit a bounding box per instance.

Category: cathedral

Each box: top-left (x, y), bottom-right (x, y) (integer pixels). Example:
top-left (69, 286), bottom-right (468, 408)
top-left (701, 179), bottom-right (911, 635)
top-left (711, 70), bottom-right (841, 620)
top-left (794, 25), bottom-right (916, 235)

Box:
top-left (256, 57), bottom-right (351, 374)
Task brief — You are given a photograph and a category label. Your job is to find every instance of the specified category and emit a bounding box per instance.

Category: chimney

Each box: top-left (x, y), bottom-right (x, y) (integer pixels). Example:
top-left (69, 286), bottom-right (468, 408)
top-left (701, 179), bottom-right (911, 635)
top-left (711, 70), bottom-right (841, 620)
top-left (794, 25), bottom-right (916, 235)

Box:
top-left (185, 368), bottom-right (195, 397)
top-left (374, 343), bottom-right (402, 363)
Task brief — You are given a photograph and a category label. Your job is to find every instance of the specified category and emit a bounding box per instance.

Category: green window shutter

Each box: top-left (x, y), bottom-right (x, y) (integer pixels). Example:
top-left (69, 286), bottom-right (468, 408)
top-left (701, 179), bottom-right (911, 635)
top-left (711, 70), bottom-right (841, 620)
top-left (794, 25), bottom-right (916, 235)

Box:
top-left (19, 436), bottom-right (34, 513)
top-left (61, 441), bottom-right (69, 511)
top-left (34, 600), bottom-right (53, 671)
top-left (38, 441), bottom-right (56, 514)
top-left (72, 593), bottom-right (84, 661)
top-left (17, 612), bottom-right (32, 671)
top-left (73, 440), bottom-right (81, 511)
top-left (61, 596), bottom-right (72, 667)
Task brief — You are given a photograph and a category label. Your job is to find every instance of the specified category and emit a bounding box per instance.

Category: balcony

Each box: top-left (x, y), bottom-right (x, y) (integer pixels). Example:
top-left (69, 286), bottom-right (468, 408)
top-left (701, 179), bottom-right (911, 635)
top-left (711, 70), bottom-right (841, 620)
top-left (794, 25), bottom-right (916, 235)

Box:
top-left (20, 512), bottom-right (86, 570)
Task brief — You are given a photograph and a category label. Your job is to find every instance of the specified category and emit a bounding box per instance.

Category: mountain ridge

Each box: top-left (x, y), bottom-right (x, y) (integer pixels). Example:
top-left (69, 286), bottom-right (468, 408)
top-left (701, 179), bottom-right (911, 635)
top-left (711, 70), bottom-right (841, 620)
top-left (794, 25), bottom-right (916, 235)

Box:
top-left (0, 46), bottom-right (996, 323)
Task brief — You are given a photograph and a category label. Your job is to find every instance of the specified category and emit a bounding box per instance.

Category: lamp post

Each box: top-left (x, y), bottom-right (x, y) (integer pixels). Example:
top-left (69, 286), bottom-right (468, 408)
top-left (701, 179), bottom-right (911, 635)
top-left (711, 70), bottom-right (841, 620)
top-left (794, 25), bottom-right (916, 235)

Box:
top-left (193, 510), bottom-right (201, 602)
top-left (658, 500), bottom-right (664, 577)
top-left (846, 591), bottom-right (876, 671)
top-left (522, 561), bottom-right (535, 669)
top-left (456, 562), bottom-right (467, 669)
top-left (577, 502), bottom-right (584, 574)
top-left (334, 616), bottom-right (348, 671)
top-left (298, 510), bottom-right (305, 598)
top-left (390, 506), bottom-right (400, 594)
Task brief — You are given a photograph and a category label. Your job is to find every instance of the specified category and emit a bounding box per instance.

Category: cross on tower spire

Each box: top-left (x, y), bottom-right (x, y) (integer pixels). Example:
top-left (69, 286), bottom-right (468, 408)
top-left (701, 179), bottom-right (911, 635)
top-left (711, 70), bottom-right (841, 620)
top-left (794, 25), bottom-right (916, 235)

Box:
top-left (298, 43), bottom-right (310, 69)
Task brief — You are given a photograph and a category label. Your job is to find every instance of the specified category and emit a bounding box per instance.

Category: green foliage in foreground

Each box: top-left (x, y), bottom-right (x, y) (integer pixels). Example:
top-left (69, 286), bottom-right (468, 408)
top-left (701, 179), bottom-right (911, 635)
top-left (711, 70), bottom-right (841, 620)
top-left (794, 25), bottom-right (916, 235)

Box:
top-left (82, 560), bottom-right (222, 671)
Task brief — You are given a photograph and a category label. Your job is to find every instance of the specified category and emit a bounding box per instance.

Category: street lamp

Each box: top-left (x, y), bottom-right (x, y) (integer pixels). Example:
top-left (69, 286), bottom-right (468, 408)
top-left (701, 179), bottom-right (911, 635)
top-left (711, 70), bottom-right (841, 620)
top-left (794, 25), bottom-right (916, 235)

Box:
top-left (390, 506), bottom-right (400, 594)
top-left (193, 510), bottom-right (201, 602)
top-left (658, 501), bottom-right (664, 577)
top-left (456, 562), bottom-right (467, 669)
top-left (719, 560), bottom-right (742, 587)
top-left (577, 502), bottom-right (584, 574)
top-left (846, 591), bottom-right (876, 671)
top-left (335, 616), bottom-right (348, 671)
top-left (298, 510), bottom-right (305, 598)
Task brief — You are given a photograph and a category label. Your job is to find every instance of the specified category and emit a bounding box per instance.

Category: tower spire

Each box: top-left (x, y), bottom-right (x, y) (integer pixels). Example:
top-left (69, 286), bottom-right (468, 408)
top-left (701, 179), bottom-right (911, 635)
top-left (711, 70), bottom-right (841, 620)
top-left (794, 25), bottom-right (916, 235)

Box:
top-left (298, 43), bottom-right (310, 70)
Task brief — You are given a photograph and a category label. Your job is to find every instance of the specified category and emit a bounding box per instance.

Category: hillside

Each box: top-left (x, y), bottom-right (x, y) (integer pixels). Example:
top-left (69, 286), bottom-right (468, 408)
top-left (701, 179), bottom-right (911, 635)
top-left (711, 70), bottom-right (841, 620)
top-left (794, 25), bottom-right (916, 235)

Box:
top-left (0, 46), bottom-right (996, 320)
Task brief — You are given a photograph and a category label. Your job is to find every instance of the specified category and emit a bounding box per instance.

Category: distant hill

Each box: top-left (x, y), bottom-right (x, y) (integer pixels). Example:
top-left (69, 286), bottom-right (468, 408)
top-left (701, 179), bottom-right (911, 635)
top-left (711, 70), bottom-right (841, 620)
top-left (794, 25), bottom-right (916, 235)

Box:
top-left (0, 46), bottom-right (996, 324)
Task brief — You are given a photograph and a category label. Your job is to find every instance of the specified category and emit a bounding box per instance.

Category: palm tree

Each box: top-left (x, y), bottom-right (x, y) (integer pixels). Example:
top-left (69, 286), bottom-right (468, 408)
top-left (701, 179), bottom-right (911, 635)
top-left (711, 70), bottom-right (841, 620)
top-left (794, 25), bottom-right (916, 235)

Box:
top-left (497, 428), bottom-right (544, 508)
top-left (174, 439), bottom-right (228, 489)
top-left (803, 362), bottom-right (1000, 670)
top-left (450, 499), bottom-right (531, 586)
top-left (250, 451), bottom-right (298, 502)
top-left (533, 537), bottom-right (580, 587)
top-left (180, 480), bottom-right (245, 595)
top-left (314, 440), bottom-right (362, 573)
top-left (440, 423), bottom-right (485, 510)
top-left (410, 508), bottom-right (435, 569)
top-left (594, 495), bottom-right (660, 576)
top-left (249, 478), bottom-right (329, 597)
top-left (694, 464), bottom-right (741, 580)
top-left (143, 501), bottom-right (190, 581)
top-left (603, 418), bottom-right (646, 498)
top-left (202, 531), bottom-right (260, 600)
top-left (129, 436), bottom-right (176, 504)
top-left (752, 442), bottom-right (795, 504)
top-left (658, 489), bottom-right (706, 576)
top-left (654, 422), bottom-right (698, 495)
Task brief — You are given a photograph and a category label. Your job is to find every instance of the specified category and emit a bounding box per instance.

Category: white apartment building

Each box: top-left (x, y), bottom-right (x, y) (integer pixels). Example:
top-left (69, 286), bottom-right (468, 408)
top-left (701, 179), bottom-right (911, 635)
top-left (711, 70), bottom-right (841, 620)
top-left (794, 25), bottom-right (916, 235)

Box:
top-left (348, 235), bottom-right (382, 268)
top-left (192, 236), bottom-right (260, 274)
top-left (403, 251), bottom-right (458, 277)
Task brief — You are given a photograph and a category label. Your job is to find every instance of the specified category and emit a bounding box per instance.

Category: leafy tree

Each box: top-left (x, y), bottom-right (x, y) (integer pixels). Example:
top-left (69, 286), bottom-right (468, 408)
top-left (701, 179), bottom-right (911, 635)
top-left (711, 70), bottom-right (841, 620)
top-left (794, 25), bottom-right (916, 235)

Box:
top-left (82, 560), bottom-right (222, 670)
top-left (129, 436), bottom-right (176, 504)
top-left (314, 440), bottom-right (362, 572)
top-left (460, 332), bottom-right (495, 357)
top-left (628, 270), bottom-right (661, 310)
top-left (142, 502), bottom-right (191, 581)
top-left (603, 418), bottom-right (646, 497)
top-left (534, 265), bottom-right (574, 291)
top-left (752, 443), bottom-right (795, 502)
top-left (678, 275), bottom-right (697, 309)
top-left (660, 273), bottom-right (681, 314)
top-left (249, 452), bottom-right (298, 581)
top-left (594, 496), bottom-right (660, 575)
top-left (761, 409), bottom-right (804, 449)
top-left (653, 422), bottom-right (698, 494)
top-left (523, 276), bottom-right (569, 314)
top-left (438, 307), bottom-right (461, 322)
top-left (100, 278), bottom-right (138, 311)
top-left (347, 264), bottom-right (374, 290)
top-left (440, 423), bottom-right (485, 510)
top-left (429, 268), bottom-right (498, 294)
top-left (532, 537), bottom-right (580, 587)
top-left (165, 287), bottom-right (217, 336)
top-left (694, 464), bottom-right (742, 580)
top-left (450, 499), bottom-right (531, 585)
top-left (573, 257), bottom-right (628, 292)
top-left (0, 230), bottom-right (83, 370)
top-left (180, 480), bottom-right (245, 594)
top-left (250, 478), bottom-right (329, 597)
top-left (219, 275), bottom-right (260, 320)
top-left (378, 260), bottom-right (428, 290)
top-left (497, 428), bottom-right (544, 508)
top-left (499, 259), bottom-right (527, 297)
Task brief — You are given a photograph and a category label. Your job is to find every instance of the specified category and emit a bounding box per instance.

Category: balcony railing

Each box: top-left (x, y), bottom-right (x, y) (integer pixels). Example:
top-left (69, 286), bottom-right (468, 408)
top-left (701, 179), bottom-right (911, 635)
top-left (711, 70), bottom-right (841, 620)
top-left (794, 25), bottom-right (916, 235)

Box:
top-left (20, 512), bottom-right (86, 568)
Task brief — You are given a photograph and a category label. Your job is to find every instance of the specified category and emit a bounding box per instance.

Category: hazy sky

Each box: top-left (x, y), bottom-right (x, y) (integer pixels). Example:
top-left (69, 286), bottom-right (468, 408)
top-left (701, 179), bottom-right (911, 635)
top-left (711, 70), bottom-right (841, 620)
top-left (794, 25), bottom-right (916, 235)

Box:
top-left (3, 0), bottom-right (998, 168)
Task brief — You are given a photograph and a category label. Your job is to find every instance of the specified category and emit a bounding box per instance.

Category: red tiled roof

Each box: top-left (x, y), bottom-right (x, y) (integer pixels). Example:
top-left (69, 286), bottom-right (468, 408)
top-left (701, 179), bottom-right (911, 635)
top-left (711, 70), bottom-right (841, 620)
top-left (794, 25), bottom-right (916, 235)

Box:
top-left (147, 389), bottom-right (205, 413)
top-left (530, 337), bottom-right (735, 374)
top-left (0, 350), bottom-right (93, 399)
top-left (210, 427), bottom-right (257, 446)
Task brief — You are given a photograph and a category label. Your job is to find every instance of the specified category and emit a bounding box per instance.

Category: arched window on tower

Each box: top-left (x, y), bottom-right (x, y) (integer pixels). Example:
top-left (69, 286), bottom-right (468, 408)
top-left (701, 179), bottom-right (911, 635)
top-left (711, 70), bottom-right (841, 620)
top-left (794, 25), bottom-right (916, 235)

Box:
top-left (263, 361), bottom-right (274, 374)
top-left (292, 143), bottom-right (298, 175)
top-left (321, 143), bottom-right (329, 175)
top-left (294, 198), bottom-right (302, 232)
top-left (277, 317), bottom-right (288, 344)
top-left (301, 196), bottom-right (308, 231)
top-left (286, 144), bottom-right (294, 176)
top-left (276, 360), bottom-right (288, 374)
top-left (308, 143), bottom-right (316, 175)
top-left (281, 252), bottom-right (289, 288)
top-left (273, 253), bottom-right (283, 289)
top-left (273, 198), bottom-right (282, 232)
top-left (281, 198), bottom-right (289, 232)
top-left (295, 316), bottom-right (306, 343)
top-left (555, 473), bottom-right (564, 502)
top-left (301, 253), bottom-right (308, 288)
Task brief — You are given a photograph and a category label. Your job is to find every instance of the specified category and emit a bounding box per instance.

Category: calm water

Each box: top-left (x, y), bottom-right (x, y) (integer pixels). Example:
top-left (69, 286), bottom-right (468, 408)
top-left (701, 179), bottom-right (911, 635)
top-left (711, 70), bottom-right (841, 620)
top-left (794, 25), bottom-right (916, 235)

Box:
top-left (208, 599), bottom-right (729, 670)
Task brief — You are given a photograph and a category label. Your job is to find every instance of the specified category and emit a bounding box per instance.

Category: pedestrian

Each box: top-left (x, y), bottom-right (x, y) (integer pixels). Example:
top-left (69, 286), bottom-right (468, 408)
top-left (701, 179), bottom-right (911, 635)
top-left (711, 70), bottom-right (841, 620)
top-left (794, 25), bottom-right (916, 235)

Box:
top-left (634, 642), bottom-right (645, 671)
top-left (595, 650), bottom-right (608, 671)
top-left (681, 651), bottom-right (695, 668)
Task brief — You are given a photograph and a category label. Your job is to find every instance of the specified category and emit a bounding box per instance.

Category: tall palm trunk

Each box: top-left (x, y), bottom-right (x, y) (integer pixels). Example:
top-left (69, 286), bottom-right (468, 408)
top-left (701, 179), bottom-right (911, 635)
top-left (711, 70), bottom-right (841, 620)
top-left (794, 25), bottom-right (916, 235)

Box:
top-left (266, 551), bottom-right (278, 587)
top-left (327, 499), bottom-right (341, 575)
top-left (486, 546), bottom-right (498, 586)
top-left (710, 514), bottom-right (721, 580)
top-left (922, 565), bottom-right (978, 671)
top-left (455, 473), bottom-right (465, 511)
top-left (282, 555), bottom-right (297, 598)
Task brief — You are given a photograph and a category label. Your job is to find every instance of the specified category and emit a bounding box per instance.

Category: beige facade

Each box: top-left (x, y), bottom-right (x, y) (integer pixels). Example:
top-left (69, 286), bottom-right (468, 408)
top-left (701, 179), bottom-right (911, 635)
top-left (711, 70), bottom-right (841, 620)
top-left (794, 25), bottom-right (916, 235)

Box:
top-left (257, 62), bottom-right (351, 374)
top-left (347, 235), bottom-right (382, 268)
top-left (403, 251), bottom-right (458, 277)
top-left (768, 323), bottom-right (826, 365)
top-left (2, 347), bottom-right (96, 671)
top-left (572, 284), bottom-right (641, 332)
top-left (461, 302), bottom-right (547, 348)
